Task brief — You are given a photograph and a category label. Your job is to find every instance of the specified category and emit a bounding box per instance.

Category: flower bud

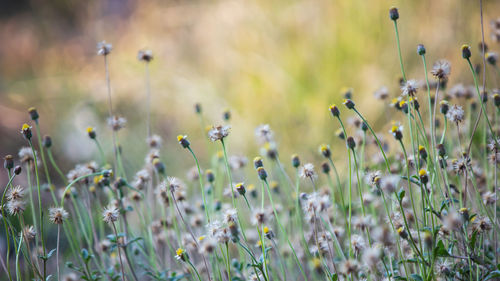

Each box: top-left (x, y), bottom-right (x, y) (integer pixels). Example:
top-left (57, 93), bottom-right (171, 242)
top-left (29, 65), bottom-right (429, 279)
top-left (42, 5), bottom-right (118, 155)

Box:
top-left (319, 144), bottom-right (331, 158)
top-left (253, 157), bottom-right (263, 169)
top-left (87, 127), bottom-right (96, 139)
top-left (494, 93), bottom-right (500, 107)
top-left (222, 109), bottom-right (231, 121)
top-left (235, 183), bottom-right (246, 195)
top-left (440, 100), bottom-right (449, 115)
top-left (389, 7), bottom-right (399, 21)
top-left (321, 162), bottom-right (330, 174)
top-left (205, 169), bottom-right (215, 183)
top-left (343, 99), bottom-right (355, 110)
top-left (14, 165), bottom-right (22, 175)
top-left (4, 155), bottom-right (14, 170)
top-left (21, 124), bottom-right (32, 140)
top-left (28, 107), bottom-right (39, 121)
top-left (43, 135), bottom-right (52, 148)
top-left (346, 136), bottom-right (356, 149)
top-left (329, 104), bottom-right (340, 117)
top-left (177, 135), bottom-right (190, 149)
top-left (257, 167), bottom-right (267, 180)
top-left (291, 154), bottom-right (300, 168)
top-left (461, 44), bottom-right (471, 59)
top-left (417, 44), bottom-right (426, 56)
top-left (437, 143), bottom-right (446, 158)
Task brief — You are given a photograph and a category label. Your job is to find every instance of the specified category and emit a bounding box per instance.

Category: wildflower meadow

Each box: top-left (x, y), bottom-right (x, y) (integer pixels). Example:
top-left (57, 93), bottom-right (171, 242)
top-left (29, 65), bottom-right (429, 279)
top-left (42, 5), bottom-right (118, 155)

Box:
top-left (1, 1), bottom-right (500, 281)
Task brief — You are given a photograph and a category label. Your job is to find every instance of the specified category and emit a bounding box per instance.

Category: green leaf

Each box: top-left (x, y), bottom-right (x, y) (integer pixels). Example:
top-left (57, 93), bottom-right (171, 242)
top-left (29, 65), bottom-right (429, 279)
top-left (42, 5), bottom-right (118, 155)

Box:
top-left (484, 270), bottom-right (500, 281)
top-left (46, 248), bottom-right (57, 259)
top-left (433, 240), bottom-right (450, 258)
top-left (397, 189), bottom-right (405, 201)
top-left (410, 274), bottom-right (423, 281)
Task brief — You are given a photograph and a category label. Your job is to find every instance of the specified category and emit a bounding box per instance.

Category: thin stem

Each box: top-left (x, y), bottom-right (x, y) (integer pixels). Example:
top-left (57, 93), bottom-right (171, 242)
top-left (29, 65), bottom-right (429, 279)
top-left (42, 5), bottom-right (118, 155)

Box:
top-left (112, 222), bottom-right (126, 281)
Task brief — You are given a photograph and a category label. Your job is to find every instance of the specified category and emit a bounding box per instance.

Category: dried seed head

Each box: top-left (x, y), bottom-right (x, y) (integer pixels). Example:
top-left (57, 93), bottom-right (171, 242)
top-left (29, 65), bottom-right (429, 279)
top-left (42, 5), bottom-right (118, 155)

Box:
top-left (299, 163), bottom-right (316, 179)
top-left (97, 41), bottom-right (112, 56)
top-left (137, 49), bottom-right (153, 62)
top-left (49, 207), bottom-right (69, 224)
top-left (102, 206), bottom-right (119, 224)
top-left (7, 200), bottom-right (26, 215)
top-left (208, 125), bottom-right (230, 142)
top-left (7, 185), bottom-right (25, 201)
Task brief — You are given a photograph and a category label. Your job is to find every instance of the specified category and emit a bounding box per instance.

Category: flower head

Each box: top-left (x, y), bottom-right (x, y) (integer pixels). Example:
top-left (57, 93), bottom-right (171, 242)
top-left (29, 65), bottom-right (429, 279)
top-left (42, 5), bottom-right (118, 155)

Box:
top-left (431, 60), bottom-right (451, 79)
top-left (102, 206), bottom-right (119, 224)
top-left (107, 116), bottom-right (127, 131)
top-left (137, 49), bottom-right (153, 62)
top-left (208, 125), bottom-right (231, 142)
top-left (299, 163), bottom-right (316, 179)
top-left (97, 41), bottom-right (112, 56)
top-left (401, 80), bottom-right (418, 96)
top-left (446, 105), bottom-right (465, 123)
top-left (49, 207), bottom-right (69, 224)
top-left (21, 124), bottom-right (32, 140)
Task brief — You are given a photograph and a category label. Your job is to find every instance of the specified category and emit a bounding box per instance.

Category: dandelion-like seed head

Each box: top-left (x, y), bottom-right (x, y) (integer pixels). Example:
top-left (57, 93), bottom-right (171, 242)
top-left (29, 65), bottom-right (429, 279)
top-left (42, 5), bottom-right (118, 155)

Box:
top-left (7, 185), bottom-right (25, 202)
top-left (97, 41), bottom-right (112, 56)
top-left (137, 49), bottom-right (153, 62)
top-left (208, 125), bottom-right (231, 142)
top-left (102, 206), bottom-right (119, 224)
top-left (446, 105), bottom-right (465, 123)
top-left (299, 163), bottom-right (316, 179)
top-left (7, 200), bottom-right (26, 216)
top-left (49, 207), bottom-right (69, 224)
top-left (401, 80), bottom-right (418, 96)
top-left (431, 60), bottom-right (451, 80)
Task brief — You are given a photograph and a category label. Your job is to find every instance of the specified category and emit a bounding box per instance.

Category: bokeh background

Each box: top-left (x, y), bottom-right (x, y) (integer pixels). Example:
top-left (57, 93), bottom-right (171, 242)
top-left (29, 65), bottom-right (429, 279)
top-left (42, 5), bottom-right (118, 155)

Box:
top-left (1, 0), bottom-right (499, 179)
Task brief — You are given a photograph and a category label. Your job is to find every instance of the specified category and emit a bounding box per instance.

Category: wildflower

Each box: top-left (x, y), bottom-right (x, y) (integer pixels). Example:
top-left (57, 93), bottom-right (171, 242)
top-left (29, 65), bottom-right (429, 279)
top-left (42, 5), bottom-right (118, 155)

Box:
top-left (321, 162), bottom-right (330, 174)
top-left (418, 169), bottom-right (428, 184)
top-left (256, 167), bottom-right (268, 180)
top-left (177, 135), bottom-right (190, 148)
top-left (137, 49), bottom-right (153, 62)
top-left (199, 237), bottom-right (216, 254)
top-left (335, 128), bottom-right (345, 139)
top-left (473, 216), bottom-right (492, 233)
top-left (417, 44), bottom-right (426, 55)
top-left (42, 135), bottom-right (52, 148)
top-left (482, 191), bottom-right (497, 205)
top-left (7, 200), bottom-right (26, 215)
top-left (437, 143), bottom-right (446, 158)
top-left (208, 125), bottom-right (230, 142)
top-left (363, 246), bottom-right (382, 268)
top-left (299, 163), bottom-right (316, 179)
top-left (351, 234), bottom-right (366, 255)
top-left (263, 226), bottom-right (274, 239)
top-left (147, 134), bottom-right (162, 149)
top-left (97, 41), bottom-right (112, 56)
top-left (167, 177), bottom-right (184, 192)
top-left (401, 80), bottom-right (418, 96)
top-left (389, 7), bottom-right (399, 21)
top-left (23, 225), bottom-right (36, 241)
top-left (223, 208), bottom-right (238, 224)
top-left (346, 136), bottom-right (356, 149)
top-left (28, 107), bottom-right (39, 121)
top-left (222, 108), bottom-right (231, 121)
top-left (229, 155), bottom-right (248, 170)
top-left (4, 155), bottom-right (14, 170)
top-left (49, 207), bottom-right (69, 224)
top-left (255, 124), bottom-right (274, 144)
top-left (253, 156), bottom-right (263, 169)
top-left (343, 99), bottom-right (355, 109)
top-left (431, 60), bottom-right (451, 79)
top-left (390, 124), bottom-right (403, 140)
top-left (418, 145), bottom-right (427, 160)
top-left (194, 103), bottom-right (202, 114)
top-left (107, 116), bottom-right (127, 131)
top-left (443, 210), bottom-right (462, 231)
top-left (461, 44), bottom-right (471, 59)
top-left (291, 154), bottom-right (300, 168)
top-left (374, 86), bottom-right (389, 100)
top-left (397, 226), bottom-right (408, 239)
top-left (319, 144), bottom-right (331, 158)
top-left (365, 170), bottom-right (381, 186)
top-left (102, 206), bottom-right (119, 224)
top-left (486, 52), bottom-right (498, 65)
top-left (251, 209), bottom-right (268, 225)
top-left (175, 248), bottom-right (188, 262)
top-left (451, 155), bottom-right (470, 174)
top-left (235, 183), bottom-right (246, 195)
top-left (152, 158), bottom-right (165, 174)
top-left (21, 124), bottom-right (32, 140)
top-left (7, 185), bottom-right (25, 201)
top-left (341, 259), bottom-right (359, 276)
top-left (329, 104), bottom-right (340, 117)
top-left (87, 127), bottom-right (96, 139)
top-left (205, 169), bottom-right (215, 183)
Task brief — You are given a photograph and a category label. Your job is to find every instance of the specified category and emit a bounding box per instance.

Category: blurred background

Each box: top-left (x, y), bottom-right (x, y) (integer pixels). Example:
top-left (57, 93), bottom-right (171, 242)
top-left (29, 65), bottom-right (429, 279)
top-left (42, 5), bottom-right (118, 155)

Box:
top-left (0, 0), bottom-right (499, 180)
